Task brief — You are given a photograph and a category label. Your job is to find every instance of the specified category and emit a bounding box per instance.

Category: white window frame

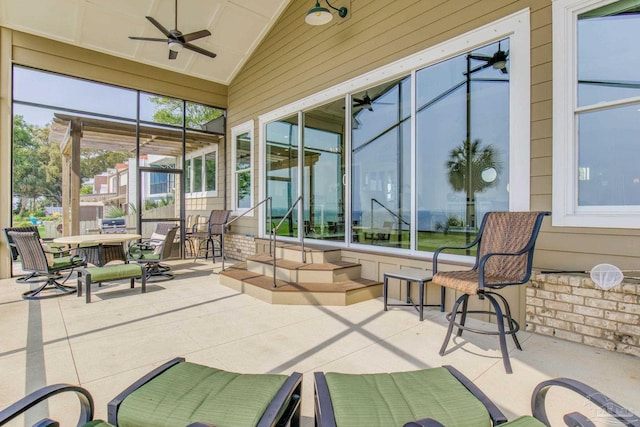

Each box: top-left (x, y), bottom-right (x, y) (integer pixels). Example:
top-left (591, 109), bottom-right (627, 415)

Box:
top-left (185, 145), bottom-right (218, 198)
top-left (231, 120), bottom-right (254, 215)
top-left (552, 0), bottom-right (640, 228)
top-left (259, 9), bottom-right (531, 250)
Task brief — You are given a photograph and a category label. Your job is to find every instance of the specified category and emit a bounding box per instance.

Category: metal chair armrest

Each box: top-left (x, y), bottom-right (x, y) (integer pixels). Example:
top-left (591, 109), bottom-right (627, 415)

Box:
top-left (314, 372), bottom-right (337, 427)
top-left (0, 384), bottom-right (94, 426)
top-left (532, 378), bottom-right (640, 427)
top-left (108, 357), bottom-right (185, 425)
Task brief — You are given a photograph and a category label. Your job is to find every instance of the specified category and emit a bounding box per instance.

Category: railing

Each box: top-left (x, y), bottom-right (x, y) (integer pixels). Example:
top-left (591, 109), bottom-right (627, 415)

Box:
top-left (370, 198), bottom-right (410, 228)
top-left (271, 195), bottom-right (305, 288)
top-left (220, 197), bottom-right (272, 272)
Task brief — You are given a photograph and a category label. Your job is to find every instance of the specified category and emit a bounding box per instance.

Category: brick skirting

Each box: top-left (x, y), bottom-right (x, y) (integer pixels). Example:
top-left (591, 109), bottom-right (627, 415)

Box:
top-left (223, 233), bottom-right (256, 261)
top-left (526, 272), bottom-right (640, 357)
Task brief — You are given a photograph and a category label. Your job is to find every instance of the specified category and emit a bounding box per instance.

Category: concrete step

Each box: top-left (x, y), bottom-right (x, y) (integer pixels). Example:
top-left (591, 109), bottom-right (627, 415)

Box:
top-left (246, 254), bottom-right (361, 283)
top-left (219, 266), bottom-right (381, 306)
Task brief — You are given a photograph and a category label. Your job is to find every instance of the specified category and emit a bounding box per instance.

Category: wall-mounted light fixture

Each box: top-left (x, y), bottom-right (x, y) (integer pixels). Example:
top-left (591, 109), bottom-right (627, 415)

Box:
top-left (305, 0), bottom-right (348, 25)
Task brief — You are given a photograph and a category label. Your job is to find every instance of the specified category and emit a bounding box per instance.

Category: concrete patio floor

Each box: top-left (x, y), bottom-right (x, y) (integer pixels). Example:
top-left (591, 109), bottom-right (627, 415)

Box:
top-left (1, 259), bottom-right (639, 426)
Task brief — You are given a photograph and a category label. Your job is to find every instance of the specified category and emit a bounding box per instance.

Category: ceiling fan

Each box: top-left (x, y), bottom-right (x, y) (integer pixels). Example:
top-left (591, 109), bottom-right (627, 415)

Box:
top-left (352, 92), bottom-right (373, 111)
top-left (129, 0), bottom-right (216, 60)
top-left (468, 42), bottom-right (509, 74)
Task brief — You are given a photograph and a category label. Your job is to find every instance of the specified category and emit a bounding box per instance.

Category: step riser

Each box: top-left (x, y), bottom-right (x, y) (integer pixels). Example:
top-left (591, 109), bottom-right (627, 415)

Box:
top-left (246, 261), bottom-right (361, 283)
top-left (254, 241), bottom-right (342, 263)
top-left (219, 274), bottom-right (383, 306)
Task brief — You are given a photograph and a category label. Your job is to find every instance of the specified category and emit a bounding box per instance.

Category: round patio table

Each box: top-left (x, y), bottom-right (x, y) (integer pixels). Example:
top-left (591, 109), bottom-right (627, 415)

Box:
top-left (54, 234), bottom-right (141, 266)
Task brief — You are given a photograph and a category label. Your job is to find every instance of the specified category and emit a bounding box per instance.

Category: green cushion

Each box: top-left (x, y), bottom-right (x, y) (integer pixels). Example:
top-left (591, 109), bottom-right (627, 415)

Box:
top-left (130, 249), bottom-right (160, 261)
top-left (51, 255), bottom-right (85, 269)
top-left (117, 362), bottom-right (288, 427)
top-left (500, 416), bottom-right (547, 427)
top-left (83, 421), bottom-right (115, 427)
top-left (86, 264), bottom-right (142, 282)
top-left (325, 367), bottom-right (492, 427)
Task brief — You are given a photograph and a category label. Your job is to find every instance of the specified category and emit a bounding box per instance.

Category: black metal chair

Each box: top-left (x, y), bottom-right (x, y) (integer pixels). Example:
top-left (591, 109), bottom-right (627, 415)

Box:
top-left (4, 225), bottom-right (42, 282)
top-left (432, 211), bottom-right (550, 374)
top-left (191, 210), bottom-right (230, 262)
top-left (128, 225), bottom-right (179, 280)
top-left (8, 231), bottom-right (86, 299)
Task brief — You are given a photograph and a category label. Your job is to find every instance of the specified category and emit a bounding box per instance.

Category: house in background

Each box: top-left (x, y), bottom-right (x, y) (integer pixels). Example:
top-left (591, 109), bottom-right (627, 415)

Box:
top-left (1, 1), bottom-right (639, 356)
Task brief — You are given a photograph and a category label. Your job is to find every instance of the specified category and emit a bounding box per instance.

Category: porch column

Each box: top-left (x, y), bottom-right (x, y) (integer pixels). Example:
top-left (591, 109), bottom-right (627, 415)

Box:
top-left (0, 28), bottom-right (12, 279)
top-left (70, 119), bottom-right (81, 235)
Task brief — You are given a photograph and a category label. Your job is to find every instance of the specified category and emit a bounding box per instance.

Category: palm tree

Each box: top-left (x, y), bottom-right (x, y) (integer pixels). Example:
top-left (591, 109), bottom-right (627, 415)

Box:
top-left (446, 138), bottom-right (500, 242)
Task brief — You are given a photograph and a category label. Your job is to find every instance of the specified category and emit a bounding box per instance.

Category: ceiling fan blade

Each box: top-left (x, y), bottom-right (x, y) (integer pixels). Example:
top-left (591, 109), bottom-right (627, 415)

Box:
top-left (129, 36), bottom-right (168, 42)
top-left (468, 54), bottom-right (493, 62)
top-left (169, 49), bottom-right (179, 60)
top-left (181, 29), bottom-right (211, 43)
top-left (183, 43), bottom-right (217, 58)
top-left (145, 16), bottom-right (171, 37)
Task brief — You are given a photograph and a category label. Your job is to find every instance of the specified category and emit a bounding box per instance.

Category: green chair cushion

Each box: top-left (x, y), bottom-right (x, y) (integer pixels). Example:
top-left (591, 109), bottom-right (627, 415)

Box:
top-left (51, 255), bottom-right (85, 269)
top-left (83, 421), bottom-right (115, 427)
top-left (500, 416), bottom-right (547, 427)
top-left (130, 249), bottom-right (160, 261)
top-left (85, 264), bottom-right (142, 282)
top-left (117, 362), bottom-right (288, 427)
top-left (325, 367), bottom-right (492, 427)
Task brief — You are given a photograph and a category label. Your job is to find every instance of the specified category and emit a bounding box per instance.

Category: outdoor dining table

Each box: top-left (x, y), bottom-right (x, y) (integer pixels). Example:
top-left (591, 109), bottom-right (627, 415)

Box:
top-left (53, 233), bottom-right (141, 267)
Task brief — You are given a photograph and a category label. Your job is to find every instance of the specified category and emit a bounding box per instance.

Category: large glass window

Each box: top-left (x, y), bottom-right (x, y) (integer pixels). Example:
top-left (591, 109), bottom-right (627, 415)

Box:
top-left (416, 40), bottom-right (509, 253)
top-left (261, 11), bottom-right (529, 255)
top-left (232, 122), bottom-right (253, 211)
top-left (352, 78), bottom-right (411, 248)
top-left (553, 0), bottom-right (640, 228)
top-left (11, 66), bottom-right (224, 274)
top-left (266, 116), bottom-right (300, 237)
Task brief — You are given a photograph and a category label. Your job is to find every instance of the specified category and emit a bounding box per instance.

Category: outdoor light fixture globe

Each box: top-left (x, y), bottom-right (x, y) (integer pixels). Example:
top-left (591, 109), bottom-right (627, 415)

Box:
top-left (305, 0), bottom-right (348, 25)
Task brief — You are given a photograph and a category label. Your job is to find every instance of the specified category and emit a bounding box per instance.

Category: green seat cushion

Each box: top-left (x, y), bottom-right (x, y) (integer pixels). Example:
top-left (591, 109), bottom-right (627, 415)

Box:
top-left (117, 362), bottom-right (288, 427)
top-left (130, 249), bottom-right (160, 261)
top-left (86, 264), bottom-right (142, 282)
top-left (325, 367), bottom-right (492, 427)
top-left (500, 416), bottom-right (547, 427)
top-left (83, 421), bottom-right (115, 427)
top-left (51, 255), bottom-right (85, 269)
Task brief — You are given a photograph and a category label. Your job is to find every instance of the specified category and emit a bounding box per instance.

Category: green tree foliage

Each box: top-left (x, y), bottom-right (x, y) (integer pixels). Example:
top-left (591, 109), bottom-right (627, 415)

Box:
top-left (80, 149), bottom-right (130, 181)
top-left (446, 138), bottom-right (500, 195)
top-left (150, 97), bottom-right (223, 129)
top-left (13, 116), bottom-right (61, 213)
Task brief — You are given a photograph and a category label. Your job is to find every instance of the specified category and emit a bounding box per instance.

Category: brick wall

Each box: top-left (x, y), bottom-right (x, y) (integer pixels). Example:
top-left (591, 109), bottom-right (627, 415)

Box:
top-left (223, 233), bottom-right (256, 261)
top-left (526, 272), bottom-right (640, 357)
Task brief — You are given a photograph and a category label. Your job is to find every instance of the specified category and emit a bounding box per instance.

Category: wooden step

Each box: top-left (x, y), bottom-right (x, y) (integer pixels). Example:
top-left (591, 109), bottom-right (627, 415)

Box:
top-left (254, 239), bottom-right (342, 263)
top-left (219, 267), bottom-right (381, 306)
top-left (246, 254), bottom-right (361, 283)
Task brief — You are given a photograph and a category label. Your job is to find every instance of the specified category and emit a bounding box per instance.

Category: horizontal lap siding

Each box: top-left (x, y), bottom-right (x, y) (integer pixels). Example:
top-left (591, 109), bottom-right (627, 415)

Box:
top-left (227, 0), bottom-right (640, 272)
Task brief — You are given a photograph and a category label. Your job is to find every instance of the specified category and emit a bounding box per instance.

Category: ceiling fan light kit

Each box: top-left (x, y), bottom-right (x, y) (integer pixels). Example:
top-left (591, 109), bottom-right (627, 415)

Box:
top-left (129, 0), bottom-right (216, 60)
top-left (305, 0), bottom-right (348, 25)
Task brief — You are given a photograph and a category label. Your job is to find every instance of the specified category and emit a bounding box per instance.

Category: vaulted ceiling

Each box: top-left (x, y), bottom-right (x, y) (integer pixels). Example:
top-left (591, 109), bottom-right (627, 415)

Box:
top-left (0, 0), bottom-right (291, 85)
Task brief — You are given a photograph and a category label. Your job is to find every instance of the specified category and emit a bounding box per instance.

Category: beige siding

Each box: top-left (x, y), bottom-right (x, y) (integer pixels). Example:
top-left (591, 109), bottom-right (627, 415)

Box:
top-left (227, 0), bottom-right (640, 272)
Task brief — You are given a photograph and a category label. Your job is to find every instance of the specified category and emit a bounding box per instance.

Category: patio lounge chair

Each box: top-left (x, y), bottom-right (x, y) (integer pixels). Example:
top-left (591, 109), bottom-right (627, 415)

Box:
top-left (432, 211), bottom-right (550, 374)
top-left (128, 224), bottom-right (179, 280)
top-left (0, 357), bottom-right (303, 427)
top-left (314, 368), bottom-right (640, 427)
top-left (8, 230), bottom-right (86, 299)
